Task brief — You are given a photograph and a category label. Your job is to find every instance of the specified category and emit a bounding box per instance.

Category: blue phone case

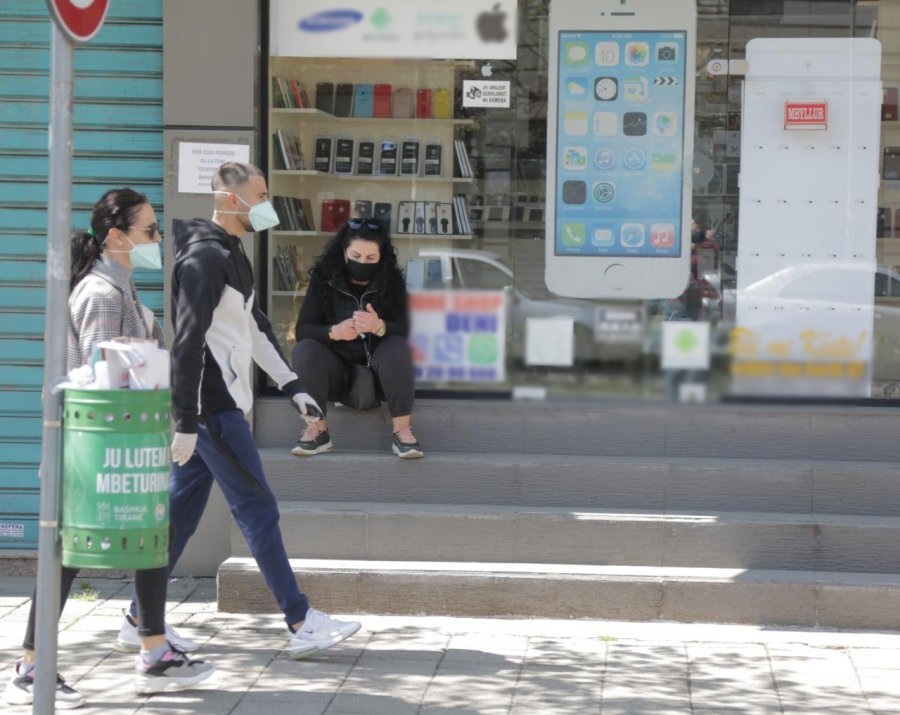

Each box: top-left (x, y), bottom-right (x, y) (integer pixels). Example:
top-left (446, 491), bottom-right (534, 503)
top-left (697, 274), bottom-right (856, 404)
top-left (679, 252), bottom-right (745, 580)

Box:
top-left (353, 84), bottom-right (374, 118)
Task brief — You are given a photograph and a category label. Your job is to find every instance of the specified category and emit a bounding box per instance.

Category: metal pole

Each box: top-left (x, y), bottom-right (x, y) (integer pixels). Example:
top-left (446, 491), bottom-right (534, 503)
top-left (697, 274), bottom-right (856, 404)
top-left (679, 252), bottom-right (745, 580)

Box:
top-left (33, 21), bottom-right (73, 715)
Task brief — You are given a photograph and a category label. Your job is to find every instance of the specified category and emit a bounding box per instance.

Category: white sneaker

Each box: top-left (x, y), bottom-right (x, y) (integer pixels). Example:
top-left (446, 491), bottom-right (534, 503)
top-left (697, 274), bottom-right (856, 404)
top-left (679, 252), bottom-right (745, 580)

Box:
top-left (115, 612), bottom-right (199, 653)
top-left (288, 608), bottom-right (360, 659)
top-left (134, 645), bottom-right (215, 695)
top-left (3, 662), bottom-right (86, 709)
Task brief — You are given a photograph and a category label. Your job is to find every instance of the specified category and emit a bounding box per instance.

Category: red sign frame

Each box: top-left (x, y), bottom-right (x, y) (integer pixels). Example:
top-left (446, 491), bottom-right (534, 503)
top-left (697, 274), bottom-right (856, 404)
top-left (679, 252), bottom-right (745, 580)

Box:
top-left (46, 0), bottom-right (110, 43)
top-left (784, 101), bottom-right (828, 130)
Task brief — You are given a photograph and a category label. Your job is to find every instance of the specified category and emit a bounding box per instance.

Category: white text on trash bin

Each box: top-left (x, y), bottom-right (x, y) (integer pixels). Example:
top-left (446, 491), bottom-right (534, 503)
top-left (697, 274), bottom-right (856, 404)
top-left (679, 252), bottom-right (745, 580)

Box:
top-left (101, 447), bottom-right (169, 469)
top-left (95, 471), bottom-right (169, 495)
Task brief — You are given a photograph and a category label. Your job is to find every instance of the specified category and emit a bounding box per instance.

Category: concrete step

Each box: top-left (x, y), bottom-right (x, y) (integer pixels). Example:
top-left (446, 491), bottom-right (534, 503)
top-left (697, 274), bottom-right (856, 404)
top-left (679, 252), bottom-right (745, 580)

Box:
top-left (259, 449), bottom-right (900, 516)
top-left (217, 557), bottom-right (900, 629)
top-left (236, 501), bottom-right (900, 573)
top-left (254, 397), bottom-right (900, 462)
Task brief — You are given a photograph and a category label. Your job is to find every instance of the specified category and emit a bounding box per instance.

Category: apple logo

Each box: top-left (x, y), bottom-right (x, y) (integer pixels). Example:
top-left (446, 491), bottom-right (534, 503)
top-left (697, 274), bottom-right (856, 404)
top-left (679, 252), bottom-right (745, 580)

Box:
top-left (477, 3), bottom-right (507, 43)
top-left (480, 62), bottom-right (493, 78)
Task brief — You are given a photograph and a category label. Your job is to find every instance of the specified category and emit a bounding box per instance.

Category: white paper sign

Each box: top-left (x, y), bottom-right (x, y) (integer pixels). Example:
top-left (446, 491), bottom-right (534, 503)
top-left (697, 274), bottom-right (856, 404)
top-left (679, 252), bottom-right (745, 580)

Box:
top-left (271, 0), bottom-right (517, 59)
top-left (661, 322), bottom-right (710, 370)
top-left (178, 143), bottom-right (251, 194)
top-left (526, 317), bottom-right (574, 367)
top-left (462, 79), bottom-right (511, 108)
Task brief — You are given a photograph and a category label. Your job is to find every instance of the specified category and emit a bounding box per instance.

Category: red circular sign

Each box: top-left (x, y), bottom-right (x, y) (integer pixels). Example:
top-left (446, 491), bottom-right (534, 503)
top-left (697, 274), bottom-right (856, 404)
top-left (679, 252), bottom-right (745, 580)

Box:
top-left (46, 0), bottom-right (110, 43)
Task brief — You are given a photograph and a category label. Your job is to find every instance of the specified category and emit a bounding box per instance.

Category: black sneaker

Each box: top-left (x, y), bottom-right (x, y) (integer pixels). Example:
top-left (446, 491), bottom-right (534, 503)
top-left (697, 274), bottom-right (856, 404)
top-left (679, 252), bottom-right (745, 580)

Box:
top-left (291, 423), bottom-right (333, 456)
top-left (392, 430), bottom-right (424, 459)
top-left (3, 662), bottom-right (86, 709)
top-left (134, 644), bottom-right (215, 695)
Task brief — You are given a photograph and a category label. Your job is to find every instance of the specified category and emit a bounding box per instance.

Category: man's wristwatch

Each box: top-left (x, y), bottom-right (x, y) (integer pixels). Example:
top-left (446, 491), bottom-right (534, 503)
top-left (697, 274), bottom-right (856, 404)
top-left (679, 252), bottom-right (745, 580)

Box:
top-left (375, 320), bottom-right (386, 338)
top-left (327, 326), bottom-right (335, 340)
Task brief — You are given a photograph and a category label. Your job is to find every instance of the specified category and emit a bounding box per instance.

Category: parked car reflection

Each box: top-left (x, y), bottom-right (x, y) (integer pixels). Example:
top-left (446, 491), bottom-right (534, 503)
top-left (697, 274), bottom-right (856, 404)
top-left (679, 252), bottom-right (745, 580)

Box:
top-left (406, 249), bottom-right (646, 364)
top-left (719, 262), bottom-right (900, 380)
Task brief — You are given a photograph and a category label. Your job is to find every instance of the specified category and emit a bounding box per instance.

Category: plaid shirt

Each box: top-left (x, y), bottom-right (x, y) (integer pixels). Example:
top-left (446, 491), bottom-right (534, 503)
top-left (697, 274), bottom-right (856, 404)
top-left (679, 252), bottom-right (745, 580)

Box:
top-left (67, 258), bottom-right (163, 371)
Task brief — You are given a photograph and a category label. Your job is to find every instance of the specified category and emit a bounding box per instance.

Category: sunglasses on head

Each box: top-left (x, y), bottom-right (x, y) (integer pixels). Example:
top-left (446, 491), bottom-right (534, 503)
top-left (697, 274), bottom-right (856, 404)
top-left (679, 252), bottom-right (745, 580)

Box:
top-left (347, 218), bottom-right (382, 232)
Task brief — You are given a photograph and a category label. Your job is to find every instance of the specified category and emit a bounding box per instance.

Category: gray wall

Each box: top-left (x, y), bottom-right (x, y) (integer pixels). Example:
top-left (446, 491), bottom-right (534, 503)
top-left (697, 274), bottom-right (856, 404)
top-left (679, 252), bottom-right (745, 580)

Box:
top-left (163, 0), bottom-right (262, 576)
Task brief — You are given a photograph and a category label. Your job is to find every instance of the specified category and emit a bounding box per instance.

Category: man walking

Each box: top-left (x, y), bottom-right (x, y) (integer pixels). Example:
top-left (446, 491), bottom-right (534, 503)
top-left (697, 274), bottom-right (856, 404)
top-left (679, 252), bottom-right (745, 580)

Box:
top-left (167, 161), bottom-right (360, 657)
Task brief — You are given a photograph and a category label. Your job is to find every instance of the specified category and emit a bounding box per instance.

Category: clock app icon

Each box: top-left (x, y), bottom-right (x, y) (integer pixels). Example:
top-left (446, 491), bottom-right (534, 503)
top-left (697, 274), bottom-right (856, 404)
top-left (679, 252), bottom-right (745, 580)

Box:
top-left (594, 77), bottom-right (618, 101)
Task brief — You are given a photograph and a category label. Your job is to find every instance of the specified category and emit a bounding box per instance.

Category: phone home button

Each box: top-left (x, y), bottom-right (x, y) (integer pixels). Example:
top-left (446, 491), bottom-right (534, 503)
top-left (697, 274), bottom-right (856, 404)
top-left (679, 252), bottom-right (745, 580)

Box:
top-left (604, 263), bottom-right (627, 290)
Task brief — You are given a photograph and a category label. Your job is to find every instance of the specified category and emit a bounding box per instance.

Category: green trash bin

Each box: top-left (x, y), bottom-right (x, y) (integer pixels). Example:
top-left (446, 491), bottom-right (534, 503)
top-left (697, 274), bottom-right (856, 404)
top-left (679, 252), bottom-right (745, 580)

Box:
top-left (61, 389), bottom-right (171, 570)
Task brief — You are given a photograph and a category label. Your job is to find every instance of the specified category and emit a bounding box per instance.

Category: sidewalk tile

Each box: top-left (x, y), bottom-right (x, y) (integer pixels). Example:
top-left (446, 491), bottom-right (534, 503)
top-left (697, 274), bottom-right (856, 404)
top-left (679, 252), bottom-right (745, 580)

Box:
top-left (233, 693), bottom-right (331, 715)
top-left (599, 696), bottom-right (691, 714)
top-left (326, 692), bottom-right (419, 714)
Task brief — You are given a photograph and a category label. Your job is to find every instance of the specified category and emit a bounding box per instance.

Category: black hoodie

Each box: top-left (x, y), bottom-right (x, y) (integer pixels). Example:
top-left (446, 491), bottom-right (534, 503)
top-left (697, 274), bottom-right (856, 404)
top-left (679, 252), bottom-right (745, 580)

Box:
top-left (170, 218), bottom-right (300, 433)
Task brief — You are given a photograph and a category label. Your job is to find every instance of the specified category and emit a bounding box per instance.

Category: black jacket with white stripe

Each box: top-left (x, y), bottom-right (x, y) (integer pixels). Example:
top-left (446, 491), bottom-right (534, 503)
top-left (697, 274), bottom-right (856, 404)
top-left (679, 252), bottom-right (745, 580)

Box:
top-left (171, 218), bottom-right (301, 433)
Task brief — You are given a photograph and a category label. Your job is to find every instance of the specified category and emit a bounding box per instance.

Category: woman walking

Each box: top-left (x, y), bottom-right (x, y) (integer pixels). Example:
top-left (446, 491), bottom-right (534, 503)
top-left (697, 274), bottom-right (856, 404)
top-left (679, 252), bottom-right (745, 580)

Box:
top-left (3, 189), bottom-right (214, 709)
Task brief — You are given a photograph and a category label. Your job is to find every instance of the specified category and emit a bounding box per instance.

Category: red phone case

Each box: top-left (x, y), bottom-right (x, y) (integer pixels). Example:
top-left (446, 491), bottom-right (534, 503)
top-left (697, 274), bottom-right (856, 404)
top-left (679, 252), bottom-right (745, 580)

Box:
top-left (373, 84), bottom-right (392, 118)
top-left (320, 199), bottom-right (351, 233)
top-left (416, 89), bottom-right (433, 119)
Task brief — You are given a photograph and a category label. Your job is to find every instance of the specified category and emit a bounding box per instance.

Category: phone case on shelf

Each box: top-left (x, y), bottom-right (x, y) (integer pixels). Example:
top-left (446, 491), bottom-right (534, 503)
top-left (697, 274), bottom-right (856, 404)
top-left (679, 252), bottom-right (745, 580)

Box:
top-left (321, 199), bottom-right (351, 233)
top-left (425, 201), bottom-right (438, 234)
top-left (414, 201), bottom-right (427, 235)
top-left (392, 88), bottom-right (413, 118)
top-left (333, 83), bottom-right (354, 117)
top-left (423, 142), bottom-right (442, 176)
top-left (334, 137), bottom-right (354, 174)
top-left (437, 203), bottom-right (453, 234)
top-left (314, 136), bottom-right (333, 173)
top-left (433, 88), bottom-right (452, 119)
top-left (356, 140), bottom-right (375, 175)
top-left (315, 82), bottom-right (334, 113)
top-left (379, 139), bottom-right (398, 175)
top-left (373, 84), bottom-right (392, 118)
top-left (374, 202), bottom-right (392, 232)
top-left (353, 84), bottom-right (373, 117)
top-left (400, 139), bottom-right (420, 176)
top-left (397, 201), bottom-right (415, 234)
top-left (353, 200), bottom-right (373, 219)
top-left (416, 89), bottom-right (433, 119)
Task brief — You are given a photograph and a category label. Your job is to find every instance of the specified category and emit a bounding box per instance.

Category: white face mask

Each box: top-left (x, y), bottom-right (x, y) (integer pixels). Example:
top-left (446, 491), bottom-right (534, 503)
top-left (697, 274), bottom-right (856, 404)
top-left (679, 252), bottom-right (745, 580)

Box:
top-left (105, 234), bottom-right (162, 270)
top-left (214, 191), bottom-right (280, 232)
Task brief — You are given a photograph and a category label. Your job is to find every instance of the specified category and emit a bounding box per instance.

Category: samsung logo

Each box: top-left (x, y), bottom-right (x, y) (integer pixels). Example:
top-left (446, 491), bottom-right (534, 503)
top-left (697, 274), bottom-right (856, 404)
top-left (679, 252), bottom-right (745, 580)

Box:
top-left (298, 10), bottom-right (363, 32)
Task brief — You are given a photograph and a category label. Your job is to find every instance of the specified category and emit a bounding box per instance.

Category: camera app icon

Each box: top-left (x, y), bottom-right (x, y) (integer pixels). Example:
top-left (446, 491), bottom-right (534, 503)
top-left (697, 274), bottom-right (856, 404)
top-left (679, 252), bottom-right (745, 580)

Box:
top-left (656, 43), bottom-right (678, 62)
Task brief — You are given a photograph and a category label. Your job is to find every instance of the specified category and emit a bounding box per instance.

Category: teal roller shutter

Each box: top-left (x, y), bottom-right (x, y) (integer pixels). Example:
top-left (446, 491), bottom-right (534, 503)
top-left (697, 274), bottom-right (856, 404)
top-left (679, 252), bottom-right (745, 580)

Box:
top-left (0, 0), bottom-right (164, 550)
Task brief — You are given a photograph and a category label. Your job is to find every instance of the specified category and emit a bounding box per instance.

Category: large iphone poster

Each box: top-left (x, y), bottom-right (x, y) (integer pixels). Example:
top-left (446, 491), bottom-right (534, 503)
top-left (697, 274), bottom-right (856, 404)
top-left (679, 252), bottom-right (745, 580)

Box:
top-left (555, 31), bottom-right (687, 258)
top-left (545, 0), bottom-right (696, 299)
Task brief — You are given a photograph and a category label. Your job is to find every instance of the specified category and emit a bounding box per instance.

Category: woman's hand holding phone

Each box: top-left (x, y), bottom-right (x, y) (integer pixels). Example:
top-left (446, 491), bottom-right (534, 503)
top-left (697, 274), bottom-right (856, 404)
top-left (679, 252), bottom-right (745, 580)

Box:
top-left (331, 319), bottom-right (359, 341)
top-left (353, 305), bottom-right (382, 335)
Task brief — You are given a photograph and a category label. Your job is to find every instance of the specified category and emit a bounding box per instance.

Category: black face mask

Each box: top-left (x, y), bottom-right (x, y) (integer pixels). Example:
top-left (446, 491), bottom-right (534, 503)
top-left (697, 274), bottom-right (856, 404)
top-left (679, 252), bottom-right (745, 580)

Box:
top-left (346, 258), bottom-right (380, 282)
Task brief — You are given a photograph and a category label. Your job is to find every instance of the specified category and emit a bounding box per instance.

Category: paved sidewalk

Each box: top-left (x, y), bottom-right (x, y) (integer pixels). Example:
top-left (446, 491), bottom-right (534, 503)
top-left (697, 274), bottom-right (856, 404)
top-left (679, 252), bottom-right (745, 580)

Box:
top-left (2, 576), bottom-right (900, 714)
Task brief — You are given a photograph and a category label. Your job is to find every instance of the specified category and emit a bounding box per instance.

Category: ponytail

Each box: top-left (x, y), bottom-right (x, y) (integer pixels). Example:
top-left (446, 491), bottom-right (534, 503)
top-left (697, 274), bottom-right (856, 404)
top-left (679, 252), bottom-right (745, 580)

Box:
top-left (71, 230), bottom-right (103, 290)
